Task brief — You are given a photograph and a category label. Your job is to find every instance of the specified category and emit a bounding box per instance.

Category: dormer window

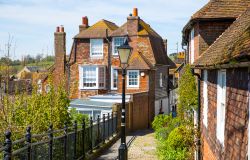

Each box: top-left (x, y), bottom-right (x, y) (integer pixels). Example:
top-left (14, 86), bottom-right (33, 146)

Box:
top-left (112, 37), bottom-right (126, 55)
top-left (90, 39), bottom-right (103, 57)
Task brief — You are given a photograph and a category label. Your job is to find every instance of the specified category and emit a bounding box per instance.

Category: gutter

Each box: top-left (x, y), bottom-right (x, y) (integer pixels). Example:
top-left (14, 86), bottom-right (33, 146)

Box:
top-left (191, 69), bottom-right (201, 160)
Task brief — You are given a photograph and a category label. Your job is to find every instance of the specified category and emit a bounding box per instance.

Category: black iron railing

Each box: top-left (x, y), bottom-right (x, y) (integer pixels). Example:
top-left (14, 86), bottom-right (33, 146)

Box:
top-left (0, 113), bottom-right (118, 160)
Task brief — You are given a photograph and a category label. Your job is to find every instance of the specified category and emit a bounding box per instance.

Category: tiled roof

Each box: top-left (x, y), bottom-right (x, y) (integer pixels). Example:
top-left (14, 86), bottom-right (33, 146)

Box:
top-left (192, 0), bottom-right (250, 20)
top-left (127, 51), bottom-right (152, 70)
top-left (110, 19), bottom-right (161, 38)
top-left (74, 19), bottom-right (118, 38)
top-left (193, 8), bottom-right (250, 67)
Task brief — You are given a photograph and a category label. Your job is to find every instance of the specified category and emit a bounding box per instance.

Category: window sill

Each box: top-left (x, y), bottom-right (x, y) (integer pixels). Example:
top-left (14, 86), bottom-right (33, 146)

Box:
top-left (127, 87), bottom-right (140, 89)
top-left (90, 56), bottom-right (103, 59)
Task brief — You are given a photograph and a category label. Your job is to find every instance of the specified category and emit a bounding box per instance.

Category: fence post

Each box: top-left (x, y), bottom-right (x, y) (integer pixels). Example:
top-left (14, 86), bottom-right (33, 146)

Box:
top-left (48, 124), bottom-right (53, 160)
top-left (90, 117), bottom-right (93, 153)
top-left (64, 123), bottom-right (68, 160)
top-left (107, 113), bottom-right (110, 140)
top-left (97, 115), bottom-right (100, 147)
top-left (103, 114), bottom-right (105, 144)
top-left (25, 126), bottom-right (32, 160)
top-left (74, 121), bottom-right (77, 160)
top-left (4, 131), bottom-right (12, 160)
top-left (111, 112), bottom-right (114, 136)
top-left (82, 118), bottom-right (85, 159)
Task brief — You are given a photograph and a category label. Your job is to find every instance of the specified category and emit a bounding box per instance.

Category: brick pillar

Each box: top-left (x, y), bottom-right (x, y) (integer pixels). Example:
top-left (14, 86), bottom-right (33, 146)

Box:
top-left (127, 8), bottom-right (139, 36)
top-left (54, 26), bottom-right (66, 84)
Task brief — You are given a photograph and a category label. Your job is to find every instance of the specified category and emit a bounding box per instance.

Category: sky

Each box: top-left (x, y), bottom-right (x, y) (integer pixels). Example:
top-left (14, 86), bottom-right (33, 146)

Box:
top-left (0, 0), bottom-right (208, 60)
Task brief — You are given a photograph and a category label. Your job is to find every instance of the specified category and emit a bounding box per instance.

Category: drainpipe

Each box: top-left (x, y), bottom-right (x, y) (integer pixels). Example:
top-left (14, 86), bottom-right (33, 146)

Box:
top-left (105, 29), bottom-right (112, 92)
top-left (191, 68), bottom-right (201, 160)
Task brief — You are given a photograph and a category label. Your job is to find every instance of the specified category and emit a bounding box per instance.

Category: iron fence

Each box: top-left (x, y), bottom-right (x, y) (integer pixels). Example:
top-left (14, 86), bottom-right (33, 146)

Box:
top-left (0, 112), bottom-right (118, 160)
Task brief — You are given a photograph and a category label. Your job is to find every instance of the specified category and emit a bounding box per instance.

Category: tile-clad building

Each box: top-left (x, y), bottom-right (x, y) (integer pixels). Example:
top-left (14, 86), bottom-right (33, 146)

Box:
top-left (44, 8), bottom-right (175, 129)
top-left (193, 8), bottom-right (250, 159)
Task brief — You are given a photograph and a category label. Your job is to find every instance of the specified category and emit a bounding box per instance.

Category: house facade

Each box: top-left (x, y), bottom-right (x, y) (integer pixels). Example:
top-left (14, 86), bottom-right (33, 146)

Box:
top-left (182, 0), bottom-right (250, 159)
top-left (45, 8), bottom-right (175, 129)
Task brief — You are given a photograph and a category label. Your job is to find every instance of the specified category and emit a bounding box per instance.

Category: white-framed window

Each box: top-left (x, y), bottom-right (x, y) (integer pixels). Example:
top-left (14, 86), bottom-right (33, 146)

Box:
top-left (111, 67), bottom-right (118, 90)
top-left (216, 70), bottom-right (226, 145)
top-left (45, 84), bottom-right (51, 93)
top-left (159, 73), bottom-right (163, 87)
top-left (127, 70), bottom-right (139, 88)
top-left (112, 37), bottom-right (125, 55)
top-left (190, 28), bottom-right (195, 64)
top-left (79, 65), bottom-right (106, 89)
top-left (37, 79), bottom-right (42, 94)
top-left (203, 70), bottom-right (208, 127)
top-left (90, 39), bottom-right (103, 57)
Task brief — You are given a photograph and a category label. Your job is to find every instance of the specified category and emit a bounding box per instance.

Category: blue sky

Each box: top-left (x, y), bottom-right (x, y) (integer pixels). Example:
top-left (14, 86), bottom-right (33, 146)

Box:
top-left (0, 0), bottom-right (208, 60)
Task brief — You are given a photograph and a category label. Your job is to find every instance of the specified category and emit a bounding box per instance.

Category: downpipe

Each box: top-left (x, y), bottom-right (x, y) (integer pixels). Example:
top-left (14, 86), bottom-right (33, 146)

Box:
top-left (192, 69), bottom-right (201, 160)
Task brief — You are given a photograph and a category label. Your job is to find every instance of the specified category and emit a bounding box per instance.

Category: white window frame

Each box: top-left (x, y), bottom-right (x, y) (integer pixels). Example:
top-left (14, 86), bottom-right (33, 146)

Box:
top-left (111, 67), bottom-right (118, 90)
top-left (203, 70), bottom-right (208, 127)
top-left (112, 37), bottom-right (125, 56)
top-left (216, 70), bottom-right (226, 145)
top-left (90, 39), bottom-right (103, 58)
top-left (79, 65), bottom-right (106, 90)
top-left (127, 70), bottom-right (140, 88)
top-left (190, 28), bottom-right (195, 64)
top-left (159, 73), bottom-right (163, 87)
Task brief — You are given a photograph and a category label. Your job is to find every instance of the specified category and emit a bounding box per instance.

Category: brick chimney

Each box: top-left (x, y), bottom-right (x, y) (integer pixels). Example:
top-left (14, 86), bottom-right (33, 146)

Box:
top-left (127, 8), bottom-right (140, 36)
top-left (54, 25), bottom-right (66, 78)
top-left (79, 16), bottom-right (89, 32)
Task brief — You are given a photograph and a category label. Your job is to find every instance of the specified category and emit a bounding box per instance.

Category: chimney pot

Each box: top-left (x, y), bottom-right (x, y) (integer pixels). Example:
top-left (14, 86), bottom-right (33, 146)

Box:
top-left (60, 25), bottom-right (64, 32)
top-left (82, 16), bottom-right (89, 26)
top-left (56, 26), bottom-right (60, 32)
top-left (133, 8), bottom-right (138, 17)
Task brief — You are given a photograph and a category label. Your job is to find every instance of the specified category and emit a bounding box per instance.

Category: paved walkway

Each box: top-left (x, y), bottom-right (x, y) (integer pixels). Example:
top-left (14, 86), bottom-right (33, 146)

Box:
top-left (96, 129), bottom-right (157, 160)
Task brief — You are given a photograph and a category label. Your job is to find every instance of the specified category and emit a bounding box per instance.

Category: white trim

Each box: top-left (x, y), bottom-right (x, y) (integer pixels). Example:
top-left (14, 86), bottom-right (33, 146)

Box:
top-left (79, 65), bottom-right (106, 90)
top-left (216, 69), bottom-right (226, 146)
top-left (90, 39), bottom-right (103, 58)
top-left (159, 73), bottom-right (163, 87)
top-left (203, 70), bottom-right (208, 127)
top-left (127, 70), bottom-right (140, 88)
top-left (190, 28), bottom-right (195, 64)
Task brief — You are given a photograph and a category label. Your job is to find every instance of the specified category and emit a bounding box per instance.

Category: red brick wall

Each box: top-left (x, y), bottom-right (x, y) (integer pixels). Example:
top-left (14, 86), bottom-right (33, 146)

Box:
top-left (200, 68), bottom-right (249, 160)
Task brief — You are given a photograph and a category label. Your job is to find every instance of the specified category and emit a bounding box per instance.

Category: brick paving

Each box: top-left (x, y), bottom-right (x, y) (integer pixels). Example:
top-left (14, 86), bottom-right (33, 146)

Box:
top-left (128, 130), bottom-right (157, 160)
top-left (96, 129), bottom-right (157, 160)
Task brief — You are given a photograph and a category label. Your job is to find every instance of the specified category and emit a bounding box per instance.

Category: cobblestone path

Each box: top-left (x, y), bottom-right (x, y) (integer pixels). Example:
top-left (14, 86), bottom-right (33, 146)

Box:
top-left (96, 129), bottom-right (157, 160)
top-left (128, 130), bottom-right (157, 160)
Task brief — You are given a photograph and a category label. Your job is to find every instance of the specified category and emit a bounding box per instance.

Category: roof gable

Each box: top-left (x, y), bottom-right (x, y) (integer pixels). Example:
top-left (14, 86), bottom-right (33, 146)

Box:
top-left (127, 51), bottom-right (152, 70)
top-left (193, 8), bottom-right (250, 67)
top-left (75, 19), bottom-right (118, 39)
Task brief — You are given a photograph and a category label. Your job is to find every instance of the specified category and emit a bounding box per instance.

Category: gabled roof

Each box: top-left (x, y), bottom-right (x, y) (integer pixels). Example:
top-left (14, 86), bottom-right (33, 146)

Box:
top-left (182, 0), bottom-right (250, 44)
top-left (74, 19), bottom-right (118, 39)
top-left (193, 8), bottom-right (250, 67)
top-left (127, 51), bottom-right (153, 70)
top-left (192, 0), bottom-right (250, 20)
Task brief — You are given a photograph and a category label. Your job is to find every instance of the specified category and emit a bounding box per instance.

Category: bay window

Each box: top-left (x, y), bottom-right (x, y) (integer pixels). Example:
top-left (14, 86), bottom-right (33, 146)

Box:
top-left (90, 39), bottom-right (103, 57)
top-left (112, 37), bottom-right (125, 55)
top-left (127, 70), bottom-right (139, 88)
top-left (79, 66), bottom-right (106, 89)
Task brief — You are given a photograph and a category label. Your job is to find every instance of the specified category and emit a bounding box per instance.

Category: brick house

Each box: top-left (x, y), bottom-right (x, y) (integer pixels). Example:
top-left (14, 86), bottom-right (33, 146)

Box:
top-left (182, 1), bottom-right (250, 159)
top-left (45, 8), bottom-right (175, 128)
top-left (182, 0), bottom-right (250, 64)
